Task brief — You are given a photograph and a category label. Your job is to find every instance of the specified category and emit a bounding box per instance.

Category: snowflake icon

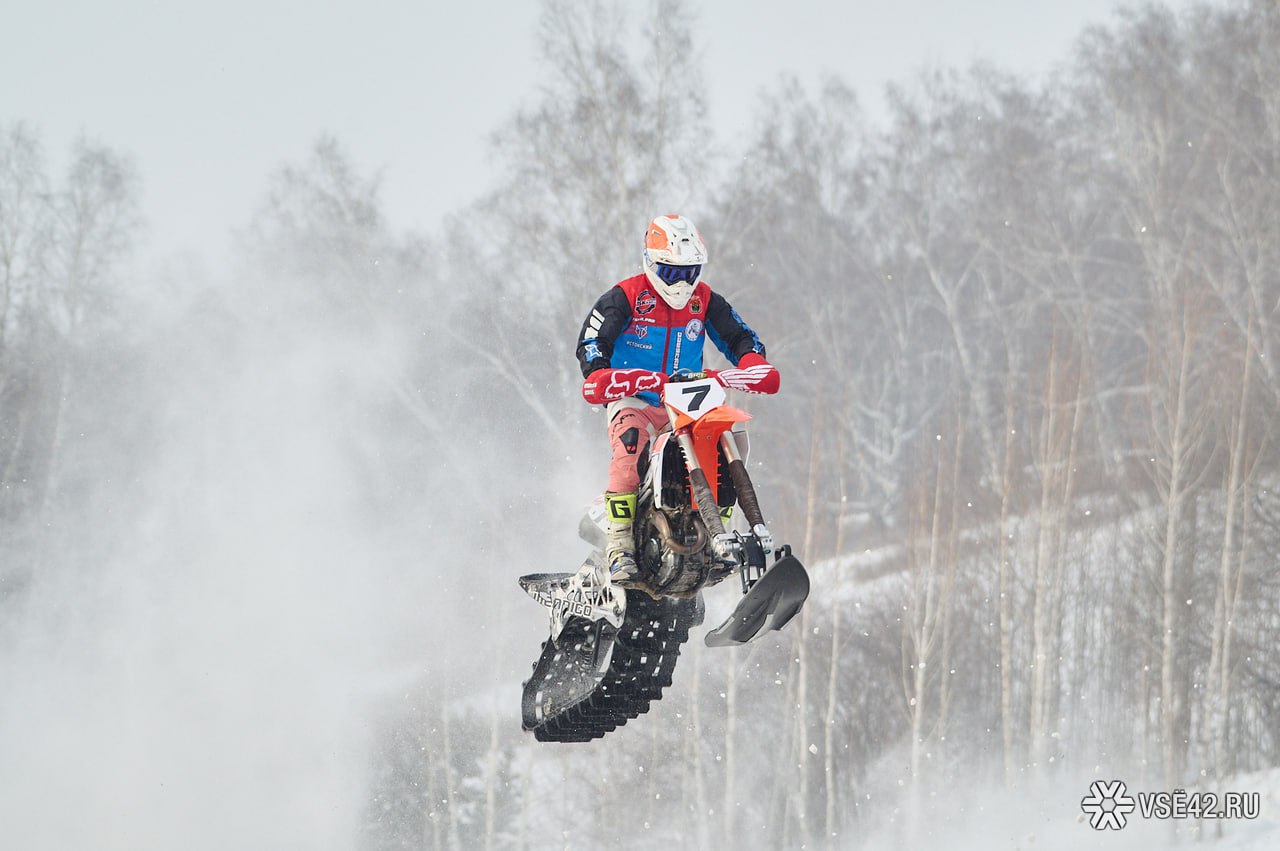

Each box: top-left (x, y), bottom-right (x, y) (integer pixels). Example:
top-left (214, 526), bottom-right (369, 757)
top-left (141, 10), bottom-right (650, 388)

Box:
top-left (1081, 780), bottom-right (1136, 830)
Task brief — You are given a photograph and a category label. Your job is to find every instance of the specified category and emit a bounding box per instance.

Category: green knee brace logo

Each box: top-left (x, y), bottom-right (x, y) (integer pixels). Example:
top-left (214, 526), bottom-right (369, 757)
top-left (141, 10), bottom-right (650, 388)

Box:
top-left (606, 494), bottom-right (636, 521)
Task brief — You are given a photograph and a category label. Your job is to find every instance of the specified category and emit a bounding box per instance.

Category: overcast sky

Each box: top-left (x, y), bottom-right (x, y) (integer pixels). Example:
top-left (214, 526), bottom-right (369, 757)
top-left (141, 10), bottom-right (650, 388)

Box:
top-left (6, 0), bottom-right (1215, 266)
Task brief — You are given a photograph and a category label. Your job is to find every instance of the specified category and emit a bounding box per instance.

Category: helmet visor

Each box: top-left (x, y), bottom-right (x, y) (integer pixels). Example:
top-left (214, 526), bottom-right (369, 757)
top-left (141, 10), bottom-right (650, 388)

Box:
top-left (654, 262), bottom-right (701, 285)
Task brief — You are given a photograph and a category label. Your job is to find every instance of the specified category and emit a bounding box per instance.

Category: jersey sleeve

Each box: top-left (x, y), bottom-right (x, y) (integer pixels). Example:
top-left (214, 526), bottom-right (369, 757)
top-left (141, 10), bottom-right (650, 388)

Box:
top-left (576, 286), bottom-right (632, 377)
top-left (705, 291), bottom-right (766, 365)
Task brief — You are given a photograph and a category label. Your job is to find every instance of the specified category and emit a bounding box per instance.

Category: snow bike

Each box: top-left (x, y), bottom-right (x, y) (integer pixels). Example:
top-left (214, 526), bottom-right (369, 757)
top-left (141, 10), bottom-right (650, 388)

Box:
top-left (519, 372), bottom-right (810, 742)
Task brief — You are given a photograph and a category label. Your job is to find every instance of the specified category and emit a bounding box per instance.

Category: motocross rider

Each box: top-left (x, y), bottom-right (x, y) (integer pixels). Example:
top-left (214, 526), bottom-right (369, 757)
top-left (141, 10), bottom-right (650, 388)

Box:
top-left (576, 214), bottom-right (781, 583)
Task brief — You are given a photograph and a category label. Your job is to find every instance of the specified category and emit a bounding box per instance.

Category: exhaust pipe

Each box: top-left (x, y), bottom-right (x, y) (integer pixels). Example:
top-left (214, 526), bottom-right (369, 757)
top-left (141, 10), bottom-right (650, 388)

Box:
top-left (650, 509), bottom-right (707, 555)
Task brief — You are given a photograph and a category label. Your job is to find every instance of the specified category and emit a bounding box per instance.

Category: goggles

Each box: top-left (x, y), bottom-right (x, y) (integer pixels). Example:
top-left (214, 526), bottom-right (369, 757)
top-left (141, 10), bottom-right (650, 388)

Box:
top-left (654, 262), bottom-right (701, 285)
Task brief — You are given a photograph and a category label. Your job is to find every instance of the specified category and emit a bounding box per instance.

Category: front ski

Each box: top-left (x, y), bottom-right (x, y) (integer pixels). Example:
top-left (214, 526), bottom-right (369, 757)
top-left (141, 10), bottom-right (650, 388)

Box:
top-left (704, 552), bottom-right (809, 647)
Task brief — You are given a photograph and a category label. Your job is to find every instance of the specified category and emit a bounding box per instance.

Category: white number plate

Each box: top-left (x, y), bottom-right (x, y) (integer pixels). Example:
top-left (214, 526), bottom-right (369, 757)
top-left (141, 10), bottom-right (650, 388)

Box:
top-left (664, 378), bottom-right (725, 421)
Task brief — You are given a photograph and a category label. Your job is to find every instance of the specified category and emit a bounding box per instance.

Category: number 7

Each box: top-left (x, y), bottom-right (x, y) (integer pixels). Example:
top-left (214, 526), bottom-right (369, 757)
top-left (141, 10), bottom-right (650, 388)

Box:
top-left (681, 384), bottom-right (710, 411)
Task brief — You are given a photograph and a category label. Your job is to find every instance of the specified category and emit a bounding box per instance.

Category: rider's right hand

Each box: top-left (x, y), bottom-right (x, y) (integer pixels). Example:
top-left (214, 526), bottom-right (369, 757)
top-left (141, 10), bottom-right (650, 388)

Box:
top-left (582, 368), bottom-right (668, 404)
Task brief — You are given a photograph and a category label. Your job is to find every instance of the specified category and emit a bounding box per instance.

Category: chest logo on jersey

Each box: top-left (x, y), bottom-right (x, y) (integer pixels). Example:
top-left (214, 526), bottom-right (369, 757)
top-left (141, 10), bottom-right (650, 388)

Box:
top-left (635, 290), bottom-right (657, 315)
top-left (689, 295), bottom-right (702, 314)
top-left (684, 319), bottom-right (703, 341)
top-left (634, 325), bottom-right (648, 339)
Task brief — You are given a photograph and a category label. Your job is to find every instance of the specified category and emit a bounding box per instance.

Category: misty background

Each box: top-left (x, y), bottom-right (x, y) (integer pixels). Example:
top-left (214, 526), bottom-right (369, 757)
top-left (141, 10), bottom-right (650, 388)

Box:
top-left (3, 0), bottom-right (1279, 849)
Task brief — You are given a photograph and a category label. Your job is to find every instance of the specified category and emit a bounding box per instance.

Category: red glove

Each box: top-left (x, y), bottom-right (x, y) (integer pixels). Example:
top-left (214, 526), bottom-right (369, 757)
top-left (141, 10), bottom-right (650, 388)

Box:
top-left (712, 352), bottom-right (780, 395)
top-left (582, 368), bottom-right (668, 404)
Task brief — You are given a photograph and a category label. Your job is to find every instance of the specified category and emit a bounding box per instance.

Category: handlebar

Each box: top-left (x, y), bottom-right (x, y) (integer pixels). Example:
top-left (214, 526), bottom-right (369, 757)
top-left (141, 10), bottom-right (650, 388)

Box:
top-left (667, 371), bottom-right (708, 384)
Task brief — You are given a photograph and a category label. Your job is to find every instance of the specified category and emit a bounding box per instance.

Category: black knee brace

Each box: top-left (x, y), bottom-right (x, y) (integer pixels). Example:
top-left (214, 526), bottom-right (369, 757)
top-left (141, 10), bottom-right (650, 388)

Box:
top-left (619, 427), bottom-right (641, 455)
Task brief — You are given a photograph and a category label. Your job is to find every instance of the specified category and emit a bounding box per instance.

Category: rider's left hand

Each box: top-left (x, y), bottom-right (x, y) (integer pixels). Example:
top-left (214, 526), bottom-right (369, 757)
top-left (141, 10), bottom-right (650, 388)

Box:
top-left (712, 353), bottom-right (780, 395)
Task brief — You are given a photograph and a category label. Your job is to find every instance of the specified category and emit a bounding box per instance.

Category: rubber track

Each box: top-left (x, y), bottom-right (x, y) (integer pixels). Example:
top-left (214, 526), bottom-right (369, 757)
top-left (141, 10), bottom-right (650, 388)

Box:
top-left (521, 590), bottom-right (704, 742)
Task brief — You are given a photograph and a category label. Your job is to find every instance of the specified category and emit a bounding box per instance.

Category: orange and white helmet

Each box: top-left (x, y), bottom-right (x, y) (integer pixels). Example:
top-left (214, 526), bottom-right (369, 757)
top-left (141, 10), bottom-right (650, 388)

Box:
top-left (642, 214), bottom-right (707, 310)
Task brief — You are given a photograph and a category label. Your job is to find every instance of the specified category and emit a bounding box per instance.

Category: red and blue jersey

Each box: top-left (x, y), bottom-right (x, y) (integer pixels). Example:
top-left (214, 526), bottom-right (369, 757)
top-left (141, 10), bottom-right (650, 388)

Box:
top-left (576, 274), bottom-right (766, 406)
